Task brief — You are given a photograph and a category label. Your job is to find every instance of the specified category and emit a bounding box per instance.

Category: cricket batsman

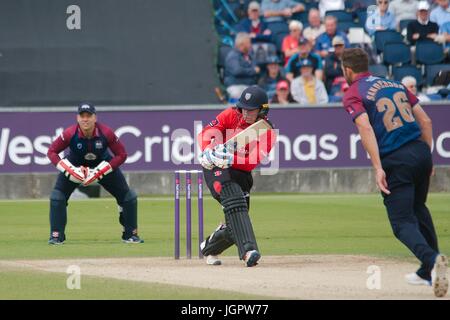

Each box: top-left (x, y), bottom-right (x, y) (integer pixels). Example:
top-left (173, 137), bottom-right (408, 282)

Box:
top-left (46, 103), bottom-right (143, 245)
top-left (341, 48), bottom-right (448, 297)
top-left (197, 85), bottom-right (276, 267)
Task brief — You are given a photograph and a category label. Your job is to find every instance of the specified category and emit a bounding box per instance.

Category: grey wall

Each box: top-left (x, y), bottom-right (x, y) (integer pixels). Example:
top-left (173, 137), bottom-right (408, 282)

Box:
top-left (0, 0), bottom-right (220, 106)
top-left (1, 167), bottom-right (449, 199)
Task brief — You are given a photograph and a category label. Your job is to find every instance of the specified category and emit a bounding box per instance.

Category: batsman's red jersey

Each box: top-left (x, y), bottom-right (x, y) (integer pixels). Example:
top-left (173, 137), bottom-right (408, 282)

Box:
top-left (198, 107), bottom-right (276, 172)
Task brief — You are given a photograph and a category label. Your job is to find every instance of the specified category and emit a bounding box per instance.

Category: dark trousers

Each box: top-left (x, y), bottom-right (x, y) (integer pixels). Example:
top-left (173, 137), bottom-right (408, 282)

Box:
top-left (203, 167), bottom-right (253, 209)
top-left (50, 169), bottom-right (131, 236)
top-left (381, 140), bottom-right (439, 280)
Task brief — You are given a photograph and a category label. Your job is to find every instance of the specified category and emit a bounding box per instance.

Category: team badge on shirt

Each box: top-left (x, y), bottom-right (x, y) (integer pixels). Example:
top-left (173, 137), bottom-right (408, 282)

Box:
top-left (77, 143), bottom-right (82, 149)
top-left (95, 140), bottom-right (103, 149)
top-left (209, 119), bottom-right (219, 127)
top-left (85, 153), bottom-right (97, 160)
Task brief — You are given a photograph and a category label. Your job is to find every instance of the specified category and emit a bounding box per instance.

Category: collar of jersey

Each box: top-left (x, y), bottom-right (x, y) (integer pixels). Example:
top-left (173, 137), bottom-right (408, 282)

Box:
top-left (353, 72), bottom-right (371, 84)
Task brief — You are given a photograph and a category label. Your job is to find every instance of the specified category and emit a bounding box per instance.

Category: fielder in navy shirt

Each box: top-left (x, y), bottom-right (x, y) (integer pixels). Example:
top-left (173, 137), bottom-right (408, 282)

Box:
top-left (341, 48), bottom-right (448, 298)
top-left (46, 103), bottom-right (143, 245)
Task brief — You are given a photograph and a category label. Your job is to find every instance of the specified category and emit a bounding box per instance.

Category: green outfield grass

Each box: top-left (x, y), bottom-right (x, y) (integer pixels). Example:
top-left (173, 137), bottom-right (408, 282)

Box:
top-left (0, 193), bottom-right (449, 299)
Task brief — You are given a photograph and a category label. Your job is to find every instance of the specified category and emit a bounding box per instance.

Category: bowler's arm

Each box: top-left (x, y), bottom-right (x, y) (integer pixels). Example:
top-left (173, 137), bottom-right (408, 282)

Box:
top-left (354, 113), bottom-right (390, 194)
top-left (412, 104), bottom-right (433, 149)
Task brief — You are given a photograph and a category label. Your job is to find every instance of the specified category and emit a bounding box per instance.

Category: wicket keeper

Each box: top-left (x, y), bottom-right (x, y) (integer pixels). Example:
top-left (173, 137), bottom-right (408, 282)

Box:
top-left (46, 103), bottom-right (143, 245)
top-left (198, 86), bottom-right (276, 267)
top-left (341, 48), bottom-right (448, 297)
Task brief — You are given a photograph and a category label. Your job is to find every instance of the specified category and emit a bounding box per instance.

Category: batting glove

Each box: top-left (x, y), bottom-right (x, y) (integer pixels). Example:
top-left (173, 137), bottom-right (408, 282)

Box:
top-left (211, 144), bottom-right (234, 169)
top-left (200, 149), bottom-right (215, 170)
top-left (83, 161), bottom-right (113, 186)
top-left (56, 159), bottom-right (88, 184)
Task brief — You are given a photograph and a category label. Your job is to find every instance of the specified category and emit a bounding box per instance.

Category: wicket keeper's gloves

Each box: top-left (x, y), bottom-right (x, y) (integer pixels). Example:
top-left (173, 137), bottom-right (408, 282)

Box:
top-left (57, 159), bottom-right (88, 184)
top-left (83, 161), bottom-right (113, 186)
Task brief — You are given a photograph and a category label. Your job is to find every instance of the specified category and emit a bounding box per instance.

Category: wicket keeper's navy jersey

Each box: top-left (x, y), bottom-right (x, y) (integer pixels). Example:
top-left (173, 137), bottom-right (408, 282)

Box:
top-left (343, 72), bottom-right (422, 157)
top-left (47, 123), bottom-right (127, 169)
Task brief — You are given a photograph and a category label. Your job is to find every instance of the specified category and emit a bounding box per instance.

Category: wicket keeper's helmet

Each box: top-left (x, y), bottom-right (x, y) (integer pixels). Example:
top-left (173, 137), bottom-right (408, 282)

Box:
top-left (236, 85), bottom-right (270, 119)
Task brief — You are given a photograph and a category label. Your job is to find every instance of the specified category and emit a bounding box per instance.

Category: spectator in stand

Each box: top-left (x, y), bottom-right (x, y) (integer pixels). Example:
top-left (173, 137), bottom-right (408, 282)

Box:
top-left (261, 0), bottom-right (305, 25)
top-left (315, 16), bottom-right (350, 58)
top-left (401, 76), bottom-right (431, 102)
top-left (389, 0), bottom-right (418, 27)
top-left (271, 80), bottom-right (296, 104)
top-left (281, 20), bottom-right (304, 65)
top-left (407, 1), bottom-right (439, 45)
top-left (258, 56), bottom-right (287, 100)
top-left (318, 0), bottom-right (345, 19)
top-left (303, 9), bottom-right (326, 46)
top-left (291, 59), bottom-right (329, 104)
top-left (235, 1), bottom-right (272, 43)
top-left (224, 32), bottom-right (260, 100)
top-left (430, 0), bottom-right (450, 28)
top-left (436, 21), bottom-right (450, 56)
top-left (285, 38), bottom-right (323, 82)
top-left (324, 36), bottom-right (345, 92)
top-left (365, 0), bottom-right (397, 36)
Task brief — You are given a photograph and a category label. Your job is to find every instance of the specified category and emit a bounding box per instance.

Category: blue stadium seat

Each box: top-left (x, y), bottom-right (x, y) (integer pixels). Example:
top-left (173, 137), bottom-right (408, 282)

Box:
top-left (425, 64), bottom-right (450, 86)
top-left (355, 9), bottom-right (368, 28)
top-left (338, 21), bottom-right (360, 33)
top-left (266, 21), bottom-right (289, 35)
top-left (383, 42), bottom-right (411, 65)
top-left (415, 41), bottom-right (445, 65)
top-left (369, 64), bottom-right (388, 78)
top-left (325, 10), bottom-right (354, 22)
top-left (374, 30), bottom-right (404, 54)
top-left (392, 65), bottom-right (423, 86)
top-left (292, 11), bottom-right (309, 24)
top-left (399, 19), bottom-right (415, 31)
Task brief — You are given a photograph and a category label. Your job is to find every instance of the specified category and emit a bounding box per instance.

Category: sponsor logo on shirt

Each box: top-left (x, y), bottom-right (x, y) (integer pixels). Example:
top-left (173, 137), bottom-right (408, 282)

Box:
top-left (95, 140), bottom-right (103, 149)
top-left (85, 153), bottom-right (97, 161)
top-left (209, 119), bottom-right (219, 127)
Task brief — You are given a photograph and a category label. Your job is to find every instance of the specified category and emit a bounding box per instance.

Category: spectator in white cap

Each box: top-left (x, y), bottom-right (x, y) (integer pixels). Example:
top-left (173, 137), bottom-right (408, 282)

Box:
top-left (281, 20), bottom-right (304, 64)
top-left (407, 1), bottom-right (439, 45)
top-left (401, 76), bottom-right (430, 102)
top-left (430, 0), bottom-right (450, 28)
top-left (365, 0), bottom-right (397, 36)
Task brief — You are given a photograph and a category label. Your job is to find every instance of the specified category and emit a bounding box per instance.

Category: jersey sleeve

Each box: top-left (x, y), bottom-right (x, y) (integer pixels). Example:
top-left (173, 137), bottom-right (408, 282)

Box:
top-left (342, 88), bottom-right (366, 122)
top-left (46, 125), bottom-right (76, 166)
top-left (405, 87), bottom-right (420, 108)
top-left (197, 108), bottom-right (233, 151)
top-left (99, 124), bottom-right (127, 170)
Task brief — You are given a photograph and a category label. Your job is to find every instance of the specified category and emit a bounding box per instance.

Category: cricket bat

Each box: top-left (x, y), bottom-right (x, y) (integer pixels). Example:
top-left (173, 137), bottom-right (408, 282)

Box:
top-left (224, 119), bottom-right (273, 152)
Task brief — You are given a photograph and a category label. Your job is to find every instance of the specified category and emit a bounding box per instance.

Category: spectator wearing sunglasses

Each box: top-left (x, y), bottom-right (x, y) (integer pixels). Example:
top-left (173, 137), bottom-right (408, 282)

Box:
top-left (366, 0), bottom-right (397, 36)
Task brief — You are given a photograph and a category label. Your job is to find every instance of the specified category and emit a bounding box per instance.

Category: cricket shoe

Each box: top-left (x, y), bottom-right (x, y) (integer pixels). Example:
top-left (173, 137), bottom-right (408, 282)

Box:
top-left (206, 255), bottom-right (222, 266)
top-left (243, 250), bottom-right (260, 267)
top-left (48, 237), bottom-right (64, 245)
top-left (404, 273), bottom-right (431, 286)
top-left (122, 235), bottom-right (144, 244)
top-left (431, 254), bottom-right (448, 298)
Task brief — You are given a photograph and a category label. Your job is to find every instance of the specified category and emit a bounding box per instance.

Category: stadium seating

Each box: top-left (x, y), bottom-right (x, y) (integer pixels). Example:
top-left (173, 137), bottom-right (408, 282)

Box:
top-left (338, 21), bottom-right (360, 33)
top-left (325, 10), bottom-right (354, 22)
top-left (383, 42), bottom-right (411, 65)
top-left (217, 45), bottom-right (233, 83)
top-left (392, 65), bottom-right (423, 86)
top-left (399, 19), bottom-right (415, 32)
top-left (374, 30), bottom-right (404, 54)
top-left (425, 64), bottom-right (450, 86)
top-left (369, 64), bottom-right (388, 78)
top-left (415, 41), bottom-right (445, 65)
